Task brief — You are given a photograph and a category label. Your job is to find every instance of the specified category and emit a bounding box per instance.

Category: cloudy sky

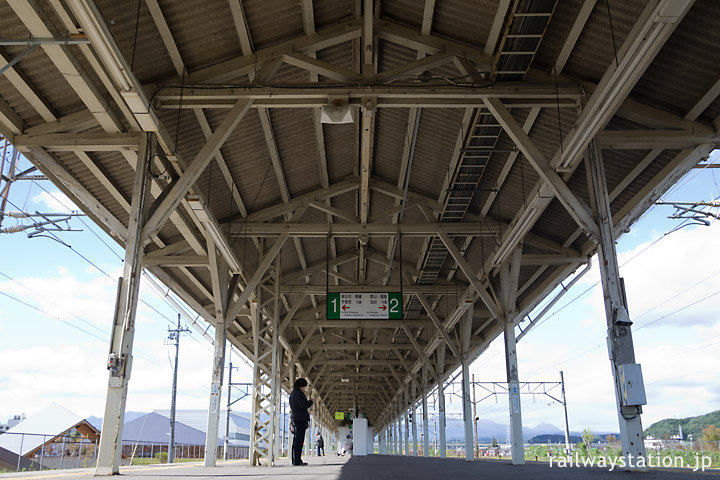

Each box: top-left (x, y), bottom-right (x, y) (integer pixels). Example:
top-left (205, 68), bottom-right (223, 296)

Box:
top-left (1, 148), bottom-right (719, 438)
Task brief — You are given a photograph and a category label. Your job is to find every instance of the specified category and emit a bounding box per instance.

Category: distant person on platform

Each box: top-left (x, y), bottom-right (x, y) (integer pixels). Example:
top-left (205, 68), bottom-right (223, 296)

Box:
top-left (316, 431), bottom-right (325, 456)
top-left (341, 434), bottom-right (353, 456)
top-left (290, 378), bottom-right (313, 466)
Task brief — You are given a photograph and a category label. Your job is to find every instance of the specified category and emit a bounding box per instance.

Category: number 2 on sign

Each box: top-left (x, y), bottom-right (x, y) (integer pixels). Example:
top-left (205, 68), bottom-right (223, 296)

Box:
top-left (389, 297), bottom-right (399, 313)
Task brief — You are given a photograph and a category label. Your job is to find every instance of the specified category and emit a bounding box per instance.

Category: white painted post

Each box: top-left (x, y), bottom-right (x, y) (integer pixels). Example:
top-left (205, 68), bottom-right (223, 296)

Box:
top-left (461, 306), bottom-right (474, 462)
top-left (504, 321), bottom-right (525, 464)
top-left (437, 343), bottom-right (447, 458)
top-left (587, 141), bottom-right (648, 468)
top-left (204, 319), bottom-right (227, 466)
top-left (404, 405), bottom-right (409, 456)
top-left (95, 135), bottom-right (151, 475)
top-left (422, 368), bottom-right (429, 457)
top-left (411, 383), bottom-right (418, 455)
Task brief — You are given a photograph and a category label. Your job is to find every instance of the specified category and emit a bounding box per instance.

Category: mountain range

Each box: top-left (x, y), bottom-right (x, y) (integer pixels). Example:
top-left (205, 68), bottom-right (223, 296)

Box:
top-left (86, 411), bottom-right (601, 444)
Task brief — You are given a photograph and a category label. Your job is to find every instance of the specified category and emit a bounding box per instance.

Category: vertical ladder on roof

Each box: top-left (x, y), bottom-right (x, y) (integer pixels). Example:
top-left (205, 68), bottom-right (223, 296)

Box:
top-left (406, 0), bottom-right (556, 317)
top-left (492, 0), bottom-right (557, 81)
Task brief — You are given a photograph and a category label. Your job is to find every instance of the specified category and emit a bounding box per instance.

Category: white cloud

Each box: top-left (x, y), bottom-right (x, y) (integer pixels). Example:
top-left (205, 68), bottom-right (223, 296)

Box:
top-left (0, 273), bottom-right (117, 328)
top-left (31, 191), bottom-right (79, 213)
top-left (473, 221), bottom-right (720, 433)
top-left (0, 272), bottom-right (231, 422)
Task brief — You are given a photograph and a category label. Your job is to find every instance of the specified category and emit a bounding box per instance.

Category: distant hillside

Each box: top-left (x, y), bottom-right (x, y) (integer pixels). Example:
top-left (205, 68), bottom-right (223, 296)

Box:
top-left (645, 410), bottom-right (720, 439)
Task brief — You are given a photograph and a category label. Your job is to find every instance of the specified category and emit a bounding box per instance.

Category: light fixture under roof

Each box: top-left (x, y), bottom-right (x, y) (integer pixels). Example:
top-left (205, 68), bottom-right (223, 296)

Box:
top-left (321, 96), bottom-right (355, 124)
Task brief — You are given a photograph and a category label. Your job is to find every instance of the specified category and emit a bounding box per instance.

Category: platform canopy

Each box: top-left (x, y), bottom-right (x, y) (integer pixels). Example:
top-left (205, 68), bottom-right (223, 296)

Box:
top-left (1, 0), bottom-right (719, 431)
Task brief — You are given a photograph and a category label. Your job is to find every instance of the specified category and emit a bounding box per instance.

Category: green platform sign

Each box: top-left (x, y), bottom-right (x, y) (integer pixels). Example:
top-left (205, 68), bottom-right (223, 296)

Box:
top-left (327, 292), bottom-right (402, 320)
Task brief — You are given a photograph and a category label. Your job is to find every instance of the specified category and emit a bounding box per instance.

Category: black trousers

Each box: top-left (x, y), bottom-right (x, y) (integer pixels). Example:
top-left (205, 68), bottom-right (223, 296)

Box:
top-left (292, 420), bottom-right (308, 465)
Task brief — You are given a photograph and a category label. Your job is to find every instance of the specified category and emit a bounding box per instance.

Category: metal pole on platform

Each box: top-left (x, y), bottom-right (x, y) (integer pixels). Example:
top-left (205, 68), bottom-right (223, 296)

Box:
top-left (501, 245), bottom-right (525, 465)
top-left (404, 403), bottom-right (409, 455)
top-left (422, 367), bottom-right (429, 457)
top-left (411, 382), bottom-right (418, 455)
top-left (504, 321), bottom-right (524, 464)
top-left (96, 134), bottom-right (151, 475)
top-left (472, 373), bottom-right (478, 458)
top-left (461, 306), bottom-right (474, 462)
top-left (224, 350), bottom-right (232, 461)
top-left (437, 343), bottom-right (447, 458)
top-left (204, 311), bottom-right (227, 466)
top-left (587, 140), bottom-right (648, 468)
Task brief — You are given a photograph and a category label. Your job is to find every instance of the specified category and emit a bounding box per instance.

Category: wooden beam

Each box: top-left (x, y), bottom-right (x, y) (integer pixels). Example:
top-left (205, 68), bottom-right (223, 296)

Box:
top-left (597, 129), bottom-right (719, 150)
top-left (283, 52), bottom-right (361, 82)
top-left (415, 294), bottom-right (460, 358)
top-left (484, 97), bottom-right (599, 240)
top-left (685, 73), bottom-right (720, 121)
top-left (13, 132), bottom-right (140, 151)
top-left (193, 110), bottom-right (247, 217)
top-left (8, 0), bottom-right (121, 131)
top-left (0, 47), bottom-right (56, 122)
top-left (141, 98), bottom-right (253, 241)
top-left (181, 20), bottom-right (362, 83)
top-left (300, 0), bottom-right (315, 35)
top-left (145, 0), bottom-right (184, 75)
top-left (375, 53), bottom-right (454, 83)
top-left (485, 0), bottom-right (511, 55)
top-left (224, 233), bottom-right (288, 323)
top-left (24, 111), bottom-right (98, 136)
top-left (144, 255), bottom-right (209, 267)
top-left (554, 0), bottom-right (596, 72)
top-left (228, 0), bottom-right (253, 56)
top-left (359, 99), bottom-right (376, 224)
top-left (480, 107), bottom-right (540, 216)
top-left (226, 222), bottom-right (502, 236)
top-left (438, 231), bottom-right (503, 320)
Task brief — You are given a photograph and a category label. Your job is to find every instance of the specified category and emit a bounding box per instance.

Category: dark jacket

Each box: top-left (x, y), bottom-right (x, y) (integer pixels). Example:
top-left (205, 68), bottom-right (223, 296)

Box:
top-left (317, 435), bottom-right (324, 447)
top-left (289, 387), bottom-right (313, 423)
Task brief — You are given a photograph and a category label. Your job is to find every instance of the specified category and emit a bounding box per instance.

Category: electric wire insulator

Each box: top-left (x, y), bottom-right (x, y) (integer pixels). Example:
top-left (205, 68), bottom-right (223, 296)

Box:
top-left (4, 211), bottom-right (30, 218)
top-left (0, 224), bottom-right (28, 234)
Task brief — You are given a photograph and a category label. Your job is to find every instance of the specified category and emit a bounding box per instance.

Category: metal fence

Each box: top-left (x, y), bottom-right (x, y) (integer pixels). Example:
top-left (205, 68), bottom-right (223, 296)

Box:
top-left (0, 431), bottom-right (98, 472)
top-left (0, 432), bottom-right (249, 472)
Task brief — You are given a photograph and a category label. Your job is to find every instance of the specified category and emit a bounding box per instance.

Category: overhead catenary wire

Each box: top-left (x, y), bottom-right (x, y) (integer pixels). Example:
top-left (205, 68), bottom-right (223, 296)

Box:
top-left (5, 160), bottom-right (200, 334)
top-left (0, 289), bottom-right (162, 367)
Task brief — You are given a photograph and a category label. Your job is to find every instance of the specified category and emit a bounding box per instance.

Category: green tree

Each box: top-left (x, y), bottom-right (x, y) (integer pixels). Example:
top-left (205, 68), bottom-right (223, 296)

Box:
top-left (491, 437), bottom-right (498, 448)
top-left (582, 428), bottom-right (594, 448)
top-left (703, 425), bottom-right (720, 451)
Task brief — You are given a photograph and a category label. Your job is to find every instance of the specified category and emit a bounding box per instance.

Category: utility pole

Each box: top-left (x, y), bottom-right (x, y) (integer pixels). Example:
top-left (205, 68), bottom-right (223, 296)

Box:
top-left (560, 371), bottom-right (571, 454)
top-left (168, 314), bottom-right (189, 463)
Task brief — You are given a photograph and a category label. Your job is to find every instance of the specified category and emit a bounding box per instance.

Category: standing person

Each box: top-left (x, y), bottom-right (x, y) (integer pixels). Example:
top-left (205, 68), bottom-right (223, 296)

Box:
top-left (289, 378), bottom-right (313, 466)
top-left (316, 431), bottom-right (325, 456)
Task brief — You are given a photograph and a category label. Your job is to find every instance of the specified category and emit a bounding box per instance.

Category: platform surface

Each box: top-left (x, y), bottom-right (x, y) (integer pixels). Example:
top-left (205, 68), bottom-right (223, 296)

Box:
top-left (1, 455), bottom-right (718, 480)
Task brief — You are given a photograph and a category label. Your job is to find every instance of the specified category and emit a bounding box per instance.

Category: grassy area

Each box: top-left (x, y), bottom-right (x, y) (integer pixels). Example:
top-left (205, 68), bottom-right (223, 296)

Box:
top-left (524, 445), bottom-right (720, 470)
